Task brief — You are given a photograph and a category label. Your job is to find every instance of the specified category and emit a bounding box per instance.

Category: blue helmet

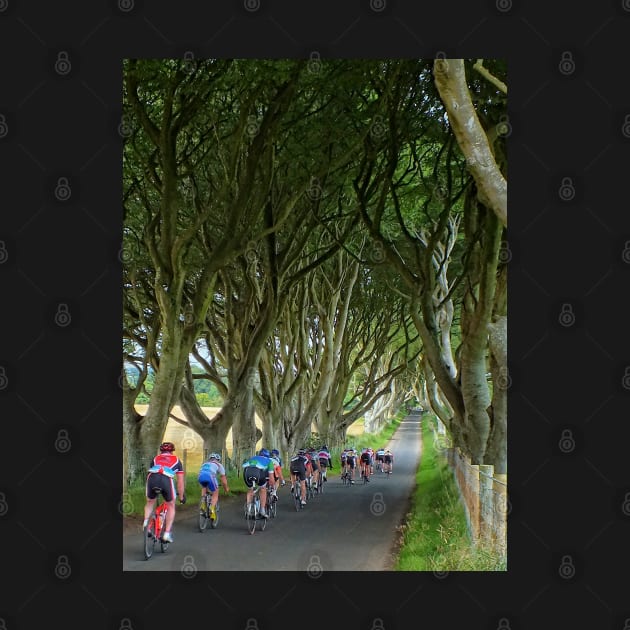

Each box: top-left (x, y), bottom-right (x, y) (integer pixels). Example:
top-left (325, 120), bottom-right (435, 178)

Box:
top-left (271, 449), bottom-right (280, 456)
top-left (258, 448), bottom-right (270, 457)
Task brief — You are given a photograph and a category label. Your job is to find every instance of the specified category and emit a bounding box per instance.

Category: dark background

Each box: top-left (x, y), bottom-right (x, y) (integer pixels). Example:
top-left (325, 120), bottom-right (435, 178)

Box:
top-left (1, 0), bottom-right (629, 628)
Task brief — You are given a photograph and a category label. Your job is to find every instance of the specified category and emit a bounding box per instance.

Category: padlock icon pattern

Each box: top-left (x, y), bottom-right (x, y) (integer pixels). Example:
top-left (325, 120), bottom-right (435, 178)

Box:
top-left (182, 428), bottom-right (197, 450)
top-left (245, 115), bottom-right (259, 138)
top-left (0, 617), bottom-right (6, 630)
top-left (0, 491), bottom-right (8, 517)
top-left (243, 0), bottom-right (260, 11)
top-left (558, 554), bottom-right (575, 579)
top-left (118, 113), bottom-right (133, 139)
top-left (496, 114), bottom-right (512, 137)
top-left (183, 51), bottom-right (196, 74)
top-left (0, 366), bottom-right (8, 390)
top-left (307, 553), bottom-right (323, 578)
top-left (558, 51), bottom-right (575, 76)
top-left (55, 554), bottom-right (72, 579)
top-left (622, 367), bottom-right (630, 390)
top-left (308, 51), bottom-right (322, 74)
top-left (0, 0), bottom-right (8, 13)
top-left (181, 554), bottom-right (197, 578)
top-left (118, 0), bottom-right (135, 12)
top-left (55, 176), bottom-right (72, 201)
top-left (621, 492), bottom-right (630, 517)
top-left (370, 492), bottom-right (386, 516)
top-left (558, 176), bottom-right (575, 201)
top-left (371, 618), bottom-right (385, 630)
top-left (0, 113), bottom-right (8, 138)
top-left (370, 0), bottom-right (386, 13)
top-left (497, 366), bottom-right (511, 390)
top-left (119, 618), bottom-right (133, 630)
top-left (622, 115), bottom-right (630, 139)
top-left (0, 240), bottom-right (8, 264)
top-left (497, 618), bottom-right (511, 630)
top-left (306, 176), bottom-right (322, 201)
top-left (370, 115), bottom-right (386, 140)
top-left (55, 428), bottom-right (72, 453)
top-left (558, 303), bottom-right (575, 327)
top-left (558, 428), bottom-right (575, 453)
top-left (498, 240), bottom-right (512, 264)
top-left (55, 51), bottom-right (72, 76)
top-left (55, 303), bottom-right (72, 327)
top-left (245, 619), bottom-right (258, 630)
top-left (495, 0), bottom-right (512, 13)
top-left (622, 241), bottom-right (630, 264)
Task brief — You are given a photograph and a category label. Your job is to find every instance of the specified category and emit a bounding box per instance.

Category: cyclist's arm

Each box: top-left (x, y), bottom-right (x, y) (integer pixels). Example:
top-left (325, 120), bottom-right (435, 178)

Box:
top-left (220, 473), bottom-right (229, 493)
top-left (175, 470), bottom-right (185, 499)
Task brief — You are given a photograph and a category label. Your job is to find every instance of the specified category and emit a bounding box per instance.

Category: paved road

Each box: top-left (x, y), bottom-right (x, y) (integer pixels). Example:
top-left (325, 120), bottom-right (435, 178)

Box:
top-left (123, 414), bottom-right (423, 572)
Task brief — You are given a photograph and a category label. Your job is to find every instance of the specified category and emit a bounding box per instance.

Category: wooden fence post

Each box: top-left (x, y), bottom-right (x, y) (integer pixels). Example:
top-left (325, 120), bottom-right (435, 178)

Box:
top-left (479, 464), bottom-right (494, 547)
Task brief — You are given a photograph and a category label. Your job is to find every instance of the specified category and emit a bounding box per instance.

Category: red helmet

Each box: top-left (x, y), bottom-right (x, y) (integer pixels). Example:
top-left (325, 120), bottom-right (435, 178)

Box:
top-left (159, 442), bottom-right (175, 453)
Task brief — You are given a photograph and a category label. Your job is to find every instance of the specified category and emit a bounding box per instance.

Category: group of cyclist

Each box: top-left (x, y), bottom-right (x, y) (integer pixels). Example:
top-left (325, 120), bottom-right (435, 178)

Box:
top-left (142, 441), bottom-right (392, 543)
top-left (340, 446), bottom-right (394, 483)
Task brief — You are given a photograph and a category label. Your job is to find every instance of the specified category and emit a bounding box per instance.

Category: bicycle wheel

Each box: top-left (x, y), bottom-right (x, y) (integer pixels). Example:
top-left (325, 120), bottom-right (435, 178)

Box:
top-left (143, 518), bottom-right (156, 560)
top-left (247, 501), bottom-right (257, 534)
top-left (319, 472), bottom-right (325, 494)
top-left (210, 502), bottom-right (219, 528)
top-left (294, 484), bottom-right (302, 511)
top-left (269, 494), bottom-right (277, 519)
top-left (199, 497), bottom-right (209, 532)
top-left (260, 502), bottom-right (268, 531)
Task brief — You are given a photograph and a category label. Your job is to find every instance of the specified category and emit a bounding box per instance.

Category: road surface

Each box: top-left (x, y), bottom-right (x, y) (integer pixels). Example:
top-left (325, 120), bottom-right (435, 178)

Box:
top-left (123, 413), bottom-right (423, 572)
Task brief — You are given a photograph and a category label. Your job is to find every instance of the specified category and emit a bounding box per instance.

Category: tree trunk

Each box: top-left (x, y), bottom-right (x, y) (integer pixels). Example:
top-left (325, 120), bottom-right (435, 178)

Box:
top-left (433, 58), bottom-right (507, 228)
top-left (485, 315), bottom-right (507, 473)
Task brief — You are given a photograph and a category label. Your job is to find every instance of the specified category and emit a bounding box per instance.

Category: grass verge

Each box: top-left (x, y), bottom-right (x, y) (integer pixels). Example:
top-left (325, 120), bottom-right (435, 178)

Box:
top-left (394, 415), bottom-right (507, 571)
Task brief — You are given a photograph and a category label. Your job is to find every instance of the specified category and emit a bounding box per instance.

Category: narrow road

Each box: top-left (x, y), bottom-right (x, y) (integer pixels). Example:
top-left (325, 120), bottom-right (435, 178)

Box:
top-left (123, 413), bottom-right (423, 571)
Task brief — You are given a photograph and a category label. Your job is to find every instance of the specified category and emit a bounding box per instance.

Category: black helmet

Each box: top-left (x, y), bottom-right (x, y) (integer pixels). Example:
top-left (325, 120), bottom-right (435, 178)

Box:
top-left (159, 442), bottom-right (175, 453)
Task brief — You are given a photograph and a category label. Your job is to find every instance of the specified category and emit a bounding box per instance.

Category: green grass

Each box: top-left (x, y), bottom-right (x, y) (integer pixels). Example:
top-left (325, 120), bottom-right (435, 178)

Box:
top-left (394, 415), bottom-right (507, 571)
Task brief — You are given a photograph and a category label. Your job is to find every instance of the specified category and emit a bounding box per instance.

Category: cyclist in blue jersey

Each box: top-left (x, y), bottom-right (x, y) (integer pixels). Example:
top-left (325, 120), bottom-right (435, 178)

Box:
top-left (242, 448), bottom-right (276, 518)
top-left (198, 453), bottom-right (229, 521)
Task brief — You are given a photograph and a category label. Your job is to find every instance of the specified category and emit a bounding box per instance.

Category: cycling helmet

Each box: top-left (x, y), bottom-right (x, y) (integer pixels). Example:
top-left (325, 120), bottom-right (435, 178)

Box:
top-left (271, 449), bottom-right (280, 457)
top-left (321, 445), bottom-right (328, 451)
top-left (298, 448), bottom-right (306, 456)
top-left (259, 448), bottom-right (270, 457)
top-left (159, 442), bottom-right (175, 452)
top-left (209, 452), bottom-right (221, 462)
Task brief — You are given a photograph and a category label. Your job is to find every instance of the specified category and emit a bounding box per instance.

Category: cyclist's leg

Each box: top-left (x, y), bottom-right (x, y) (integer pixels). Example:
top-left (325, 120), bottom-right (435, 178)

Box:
top-left (162, 477), bottom-right (177, 533)
top-left (143, 475), bottom-right (158, 526)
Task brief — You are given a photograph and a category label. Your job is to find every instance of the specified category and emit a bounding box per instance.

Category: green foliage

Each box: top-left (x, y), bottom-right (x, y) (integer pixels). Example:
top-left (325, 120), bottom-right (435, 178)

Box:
top-left (394, 415), bottom-right (506, 571)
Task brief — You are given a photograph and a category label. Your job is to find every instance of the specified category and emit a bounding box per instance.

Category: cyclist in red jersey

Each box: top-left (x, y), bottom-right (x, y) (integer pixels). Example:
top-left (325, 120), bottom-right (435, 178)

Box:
top-left (143, 442), bottom-right (186, 543)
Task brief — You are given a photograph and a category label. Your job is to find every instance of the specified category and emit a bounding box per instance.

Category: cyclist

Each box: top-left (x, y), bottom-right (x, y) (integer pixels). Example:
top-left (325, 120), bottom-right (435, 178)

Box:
top-left (198, 452), bottom-right (229, 521)
top-left (342, 447), bottom-right (357, 483)
top-left (383, 448), bottom-right (394, 474)
top-left (375, 447), bottom-right (385, 472)
top-left (367, 447), bottom-right (375, 474)
top-left (269, 448), bottom-right (286, 497)
top-left (143, 442), bottom-right (186, 543)
top-left (317, 444), bottom-right (333, 482)
top-left (307, 447), bottom-right (321, 491)
top-left (242, 448), bottom-right (276, 518)
top-left (359, 448), bottom-right (371, 482)
top-left (289, 448), bottom-right (309, 506)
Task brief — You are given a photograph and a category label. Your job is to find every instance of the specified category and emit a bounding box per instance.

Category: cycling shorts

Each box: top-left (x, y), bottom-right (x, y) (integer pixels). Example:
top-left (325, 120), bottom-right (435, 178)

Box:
top-left (243, 466), bottom-right (269, 488)
top-left (146, 472), bottom-right (175, 502)
top-left (198, 472), bottom-right (219, 492)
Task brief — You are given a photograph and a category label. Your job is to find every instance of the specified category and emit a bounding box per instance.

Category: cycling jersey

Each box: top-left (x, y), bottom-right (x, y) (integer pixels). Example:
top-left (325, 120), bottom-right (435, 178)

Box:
top-left (147, 453), bottom-right (184, 478)
top-left (242, 455), bottom-right (275, 473)
top-left (198, 460), bottom-right (225, 481)
top-left (318, 450), bottom-right (332, 467)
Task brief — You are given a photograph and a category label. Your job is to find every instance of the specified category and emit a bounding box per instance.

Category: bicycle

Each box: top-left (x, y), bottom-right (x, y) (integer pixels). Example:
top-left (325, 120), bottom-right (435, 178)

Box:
top-left (318, 466), bottom-right (327, 493)
top-left (266, 486), bottom-right (278, 519)
top-left (198, 492), bottom-right (220, 532)
top-left (290, 473), bottom-right (305, 511)
top-left (244, 477), bottom-right (268, 534)
top-left (143, 490), bottom-right (170, 560)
